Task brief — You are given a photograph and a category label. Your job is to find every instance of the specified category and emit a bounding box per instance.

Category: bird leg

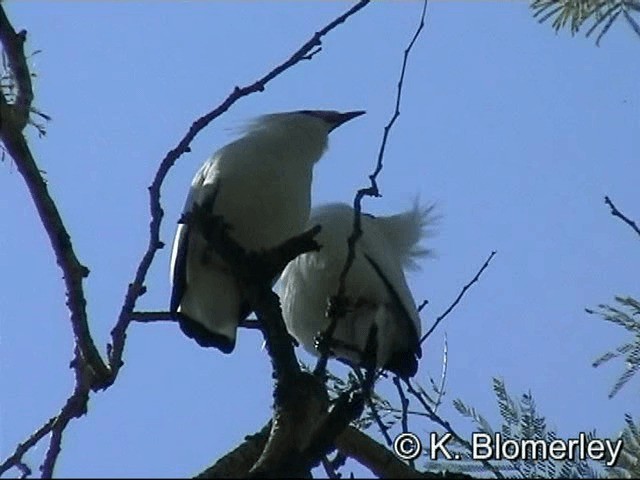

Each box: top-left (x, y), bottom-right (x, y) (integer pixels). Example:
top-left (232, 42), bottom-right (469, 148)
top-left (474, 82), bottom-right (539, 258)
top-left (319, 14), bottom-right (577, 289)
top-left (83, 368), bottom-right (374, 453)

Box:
top-left (313, 294), bottom-right (349, 378)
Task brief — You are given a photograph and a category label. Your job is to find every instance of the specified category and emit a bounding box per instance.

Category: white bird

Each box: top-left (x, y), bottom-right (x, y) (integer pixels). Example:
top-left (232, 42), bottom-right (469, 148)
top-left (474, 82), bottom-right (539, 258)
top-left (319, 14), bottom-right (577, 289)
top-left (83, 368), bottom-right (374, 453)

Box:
top-left (279, 202), bottom-right (434, 378)
top-left (170, 110), bottom-right (365, 353)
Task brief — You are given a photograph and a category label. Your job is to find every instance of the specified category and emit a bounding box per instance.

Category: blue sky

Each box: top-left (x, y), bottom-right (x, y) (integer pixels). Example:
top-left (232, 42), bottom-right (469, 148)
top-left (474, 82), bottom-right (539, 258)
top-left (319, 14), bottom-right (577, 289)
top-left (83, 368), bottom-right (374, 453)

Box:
top-left (1, 1), bottom-right (638, 478)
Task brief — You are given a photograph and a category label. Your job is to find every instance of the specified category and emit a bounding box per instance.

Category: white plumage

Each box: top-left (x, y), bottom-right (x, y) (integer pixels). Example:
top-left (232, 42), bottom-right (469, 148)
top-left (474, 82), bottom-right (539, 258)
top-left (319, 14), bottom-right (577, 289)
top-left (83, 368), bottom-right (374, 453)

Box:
top-left (170, 110), bottom-right (365, 353)
top-left (280, 202), bottom-right (434, 378)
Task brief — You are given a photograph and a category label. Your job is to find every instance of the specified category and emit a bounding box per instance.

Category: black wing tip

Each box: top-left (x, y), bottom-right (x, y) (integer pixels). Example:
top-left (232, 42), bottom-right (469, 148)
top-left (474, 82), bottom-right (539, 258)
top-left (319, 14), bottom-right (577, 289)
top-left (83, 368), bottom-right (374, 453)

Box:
top-left (173, 312), bottom-right (236, 354)
top-left (333, 348), bottom-right (420, 379)
top-left (385, 350), bottom-right (420, 379)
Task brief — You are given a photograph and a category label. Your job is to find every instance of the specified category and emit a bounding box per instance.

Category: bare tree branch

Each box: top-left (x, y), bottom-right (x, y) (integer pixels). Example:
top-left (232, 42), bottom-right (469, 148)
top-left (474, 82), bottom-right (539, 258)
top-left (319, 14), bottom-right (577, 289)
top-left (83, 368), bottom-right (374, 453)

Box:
top-left (418, 299), bottom-right (429, 312)
top-left (354, 369), bottom-right (393, 447)
top-left (186, 198), bottom-right (322, 378)
top-left (130, 310), bottom-right (262, 330)
top-left (0, 10), bottom-right (107, 471)
top-left (336, 426), bottom-right (472, 479)
top-left (393, 376), bottom-right (414, 468)
top-left (183, 168), bottom-right (371, 478)
top-left (130, 310), bottom-right (176, 322)
top-left (0, 100), bottom-right (109, 382)
top-left (40, 348), bottom-right (93, 478)
top-left (200, 422), bottom-right (460, 480)
top-left (274, 3), bottom-right (433, 469)
top-left (605, 195), bottom-right (640, 239)
top-left (197, 422), bottom-right (272, 478)
top-left (432, 334), bottom-right (448, 413)
top-left (420, 251), bottom-right (497, 344)
top-left (338, 0), bottom-right (428, 296)
top-left (0, 416), bottom-right (56, 476)
top-left (0, 2), bottom-right (370, 476)
top-left (321, 456), bottom-right (340, 479)
top-left (0, 7), bottom-right (110, 388)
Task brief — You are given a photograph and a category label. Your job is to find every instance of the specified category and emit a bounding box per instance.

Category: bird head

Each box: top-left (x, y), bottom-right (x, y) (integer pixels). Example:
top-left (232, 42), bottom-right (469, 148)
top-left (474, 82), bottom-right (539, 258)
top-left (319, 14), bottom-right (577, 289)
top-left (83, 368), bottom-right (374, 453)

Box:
top-left (244, 109), bottom-right (365, 165)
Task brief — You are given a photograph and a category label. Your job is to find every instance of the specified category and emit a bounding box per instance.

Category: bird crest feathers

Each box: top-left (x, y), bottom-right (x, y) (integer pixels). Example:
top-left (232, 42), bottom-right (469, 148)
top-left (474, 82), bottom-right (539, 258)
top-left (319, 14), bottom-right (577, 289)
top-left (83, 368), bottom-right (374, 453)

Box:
top-left (375, 200), bottom-right (438, 270)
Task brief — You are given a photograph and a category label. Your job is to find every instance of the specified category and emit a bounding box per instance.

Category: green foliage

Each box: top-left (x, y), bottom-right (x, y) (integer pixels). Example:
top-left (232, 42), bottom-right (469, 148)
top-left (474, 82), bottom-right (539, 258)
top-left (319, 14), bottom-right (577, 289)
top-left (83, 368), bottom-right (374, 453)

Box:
top-left (326, 368), bottom-right (403, 432)
top-left (586, 296), bottom-right (640, 398)
top-left (530, 0), bottom-right (640, 44)
top-left (607, 414), bottom-right (640, 478)
top-left (300, 363), bottom-right (403, 434)
top-left (452, 378), bottom-right (603, 478)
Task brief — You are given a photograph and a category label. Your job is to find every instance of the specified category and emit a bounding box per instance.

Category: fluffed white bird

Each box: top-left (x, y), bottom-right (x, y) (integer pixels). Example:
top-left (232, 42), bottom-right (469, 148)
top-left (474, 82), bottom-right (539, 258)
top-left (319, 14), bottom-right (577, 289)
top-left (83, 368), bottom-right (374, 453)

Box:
top-left (280, 202), bottom-right (434, 378)
top-left (170, 110), bottom-right (365, 353)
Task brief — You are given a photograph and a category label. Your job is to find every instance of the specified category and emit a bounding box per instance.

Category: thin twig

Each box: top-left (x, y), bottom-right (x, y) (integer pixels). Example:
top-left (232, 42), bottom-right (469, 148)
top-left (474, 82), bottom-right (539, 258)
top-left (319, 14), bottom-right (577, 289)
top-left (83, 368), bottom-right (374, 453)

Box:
top-left (432, 334), bottom-right (448, 413)
top-left (418, 299), bottom-right (429, 312)
top-left (375, 405), bottom-right (434, 418)
top-left (130, 310), bottom-right (262, 330)
top-left (0, 416), bottom-right (56, 475)
top-left (15, 462), bottom-right (31, 479)
top-left (320, 0), bottom-right (429, 373)
top-left (354, 369), bottom-right (393, 446)
top-left (605, 195), bottom-right (640, 239)
top-left (40, 349), bottom-right (92, 477)
top-left (393, 377), bottom-right (411, 434)
top-left (392, 376), bottom-right (414, 468)
top-left (321, 456), bottom-right (340, 479)
top-left (404, 378), bottom-right (503, 479)
top-left (337, 0), bottom-right (428, 298)
top-left (420, 250), bottom-right (496, 344)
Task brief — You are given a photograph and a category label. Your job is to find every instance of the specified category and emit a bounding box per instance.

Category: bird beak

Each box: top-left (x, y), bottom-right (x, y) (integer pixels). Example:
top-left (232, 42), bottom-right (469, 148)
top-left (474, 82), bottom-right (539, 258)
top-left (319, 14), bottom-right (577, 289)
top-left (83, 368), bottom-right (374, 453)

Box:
top-left (329, 110), bottom-right (366, 131)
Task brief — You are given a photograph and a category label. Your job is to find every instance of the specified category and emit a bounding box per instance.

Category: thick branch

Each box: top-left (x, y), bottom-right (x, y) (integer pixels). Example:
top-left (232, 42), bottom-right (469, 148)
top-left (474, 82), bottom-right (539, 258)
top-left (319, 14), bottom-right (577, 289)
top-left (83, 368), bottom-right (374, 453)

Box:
top-left (197, 422), bottom-right (272, 478)
top-left (337, 426), bottom-right (448, 479)
top-left (420, 251), bottom-right (496, 344)
top-left (199, 422), bottom-right (466, 480)
top-left (185, 185), bottom-right (378, 478)
top-left (188, 201), bottom-right (321, 380)
top-left (185, 201), bottom-right (331, 478)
